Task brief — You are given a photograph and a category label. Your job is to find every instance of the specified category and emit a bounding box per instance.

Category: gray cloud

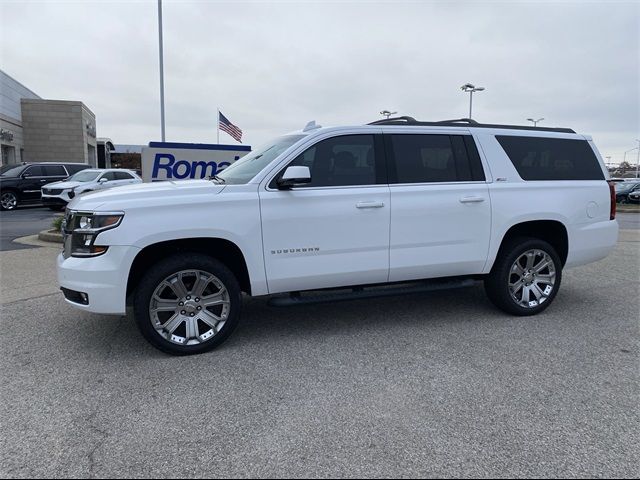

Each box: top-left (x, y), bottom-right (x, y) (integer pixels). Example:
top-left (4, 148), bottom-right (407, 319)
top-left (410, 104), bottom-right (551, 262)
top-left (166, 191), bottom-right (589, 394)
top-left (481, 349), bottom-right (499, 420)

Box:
top-left (1, 0), bottom-right (638, 162)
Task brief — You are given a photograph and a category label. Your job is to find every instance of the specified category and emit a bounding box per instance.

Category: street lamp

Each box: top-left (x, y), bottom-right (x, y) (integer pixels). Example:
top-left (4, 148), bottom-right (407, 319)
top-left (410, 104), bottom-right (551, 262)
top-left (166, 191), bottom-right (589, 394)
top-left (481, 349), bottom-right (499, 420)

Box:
top-left (380, 110), bottom-right (397, 119)
top-left (636, 139), bottom-right (640, 178)
top-left (157, 0), bottom-right (166, 142)
top-left (460, 83), bottom-right (484, 119)
top-left (527, 117), bottom-right (544, 127)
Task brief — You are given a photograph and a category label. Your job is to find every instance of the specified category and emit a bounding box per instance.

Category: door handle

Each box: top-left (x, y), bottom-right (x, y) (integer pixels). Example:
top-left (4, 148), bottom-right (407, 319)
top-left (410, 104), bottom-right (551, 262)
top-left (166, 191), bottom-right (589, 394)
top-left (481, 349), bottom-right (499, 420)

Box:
top-left (459, 196), bottom-right (485, 204)
top-left (356, 201), bottom-right (385, 209)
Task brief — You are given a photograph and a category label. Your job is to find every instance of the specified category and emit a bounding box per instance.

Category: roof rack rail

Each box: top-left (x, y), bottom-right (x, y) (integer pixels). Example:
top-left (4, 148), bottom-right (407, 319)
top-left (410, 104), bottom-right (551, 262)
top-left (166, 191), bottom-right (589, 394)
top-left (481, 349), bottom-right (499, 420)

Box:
top-left (368, 116), bottom-right (417, 125)
top-left (367, 117), bottom-right (575, 133)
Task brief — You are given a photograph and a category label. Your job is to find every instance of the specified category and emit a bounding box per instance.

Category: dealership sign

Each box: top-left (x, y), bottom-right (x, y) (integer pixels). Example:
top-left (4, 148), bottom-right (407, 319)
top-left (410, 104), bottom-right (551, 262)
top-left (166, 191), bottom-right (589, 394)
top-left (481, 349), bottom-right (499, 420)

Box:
top-left (141, 142), bottom-right (251, 182)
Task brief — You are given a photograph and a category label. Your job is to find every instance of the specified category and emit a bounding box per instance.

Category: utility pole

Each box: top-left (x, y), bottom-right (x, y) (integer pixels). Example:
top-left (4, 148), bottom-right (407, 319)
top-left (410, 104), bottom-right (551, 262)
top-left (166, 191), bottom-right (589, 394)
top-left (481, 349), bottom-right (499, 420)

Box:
top-left (158, 0), bottom-right (166, 142)
top-left (636, 139), bottom-right (640, 178)
top-left (527, 117), bottom-right (544, 127)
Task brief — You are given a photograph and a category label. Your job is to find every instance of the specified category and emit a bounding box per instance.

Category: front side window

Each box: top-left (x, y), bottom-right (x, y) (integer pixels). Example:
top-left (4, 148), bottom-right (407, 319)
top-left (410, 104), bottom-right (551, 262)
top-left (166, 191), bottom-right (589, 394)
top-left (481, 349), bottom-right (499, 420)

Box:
top-left (275, 135), bottom-right (378, 188)
top-left (114, 171), bottom-right (134, 180)
top-left (24, 166), bottom-right (45, 177)
top-left (389, 134), bottom-right (480, 183)
top-left (69, 170), bottom-right (101, 182)
top-left (100, 172), bottom-right (118, 181)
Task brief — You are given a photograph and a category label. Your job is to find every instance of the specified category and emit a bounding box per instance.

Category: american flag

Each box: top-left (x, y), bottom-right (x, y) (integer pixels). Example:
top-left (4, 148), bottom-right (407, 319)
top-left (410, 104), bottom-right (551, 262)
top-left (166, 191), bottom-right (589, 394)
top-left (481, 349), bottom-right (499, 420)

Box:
top-left (218, 111), bottom-right (243, 143)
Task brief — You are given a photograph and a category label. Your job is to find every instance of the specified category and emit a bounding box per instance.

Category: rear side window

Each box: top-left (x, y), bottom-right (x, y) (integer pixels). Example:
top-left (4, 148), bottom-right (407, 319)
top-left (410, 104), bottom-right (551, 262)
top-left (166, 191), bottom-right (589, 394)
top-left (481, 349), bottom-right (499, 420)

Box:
top-left (496, 136), bottom-right (604, 181)
top-left (388, 134), bottom-right (485, 183)
top-left (42, 165), bottom-right (67, 176)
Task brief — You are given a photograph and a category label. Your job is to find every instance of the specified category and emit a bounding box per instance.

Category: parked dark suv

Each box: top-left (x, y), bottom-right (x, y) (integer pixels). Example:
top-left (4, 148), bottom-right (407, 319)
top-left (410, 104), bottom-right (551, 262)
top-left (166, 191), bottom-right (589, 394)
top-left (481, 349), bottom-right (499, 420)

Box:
top-left (0, 162), bottom-right (91, 210)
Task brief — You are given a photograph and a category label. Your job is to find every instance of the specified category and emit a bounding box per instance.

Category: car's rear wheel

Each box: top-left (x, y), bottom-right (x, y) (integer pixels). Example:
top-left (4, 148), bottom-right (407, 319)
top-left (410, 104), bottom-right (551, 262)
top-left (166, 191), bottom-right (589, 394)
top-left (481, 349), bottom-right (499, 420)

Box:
top-left (485, 237), bottom-right (562, 316)
top-left (133, 253), bottom-right (242, 355)
top-left (1, 191), bottom-right (18, 211)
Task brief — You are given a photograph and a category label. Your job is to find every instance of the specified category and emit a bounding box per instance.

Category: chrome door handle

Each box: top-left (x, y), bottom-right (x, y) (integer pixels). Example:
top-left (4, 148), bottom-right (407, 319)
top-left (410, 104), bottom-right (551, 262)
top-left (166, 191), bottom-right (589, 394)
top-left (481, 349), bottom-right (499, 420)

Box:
top-left (356, 201), bottom-right (385, 209)
top-left (459, 196), bottom-right (485, 204)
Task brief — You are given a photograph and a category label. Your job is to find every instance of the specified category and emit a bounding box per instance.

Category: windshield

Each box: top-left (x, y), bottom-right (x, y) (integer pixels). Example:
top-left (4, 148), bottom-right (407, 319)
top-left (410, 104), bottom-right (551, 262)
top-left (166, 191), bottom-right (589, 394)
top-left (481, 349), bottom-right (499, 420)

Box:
top-left (216, 135), bottom-right (306, 185)
top-left (69, 170), bottom-right (101, 182)
top-left (615, 182), bottom-right (639, 192)
top-left (0, 165), bottom-right (26, 177)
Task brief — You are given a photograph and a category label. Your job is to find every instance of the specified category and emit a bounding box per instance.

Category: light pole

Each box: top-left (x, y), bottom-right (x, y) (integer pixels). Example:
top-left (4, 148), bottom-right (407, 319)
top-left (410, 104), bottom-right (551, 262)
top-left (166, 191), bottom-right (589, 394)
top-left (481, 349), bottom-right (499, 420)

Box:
top-left (460, 83), bottom-right (484, 119)
top-left (527, 117), bottom-right (544, 127)
top-left (158, 0), bottom-right (166, 142)
top-left (380, 110), bottom-right (397, 119)
top-left (636, 139), bottom-right (640, 178)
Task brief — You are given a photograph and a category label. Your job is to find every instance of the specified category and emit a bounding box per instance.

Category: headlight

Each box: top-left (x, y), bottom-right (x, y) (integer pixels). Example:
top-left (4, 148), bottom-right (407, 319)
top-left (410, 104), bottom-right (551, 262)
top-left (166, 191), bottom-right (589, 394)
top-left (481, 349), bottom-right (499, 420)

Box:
top-left (63, 211), bottom-right (124, 257)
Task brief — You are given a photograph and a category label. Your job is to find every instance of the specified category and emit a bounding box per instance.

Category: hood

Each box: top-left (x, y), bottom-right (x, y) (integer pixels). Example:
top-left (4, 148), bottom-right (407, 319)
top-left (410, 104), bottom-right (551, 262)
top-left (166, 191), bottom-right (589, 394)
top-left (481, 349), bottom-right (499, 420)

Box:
top-left (67, 179), bottom-right (226, 211)
top-left (45, 180), bottom-right (83, 189)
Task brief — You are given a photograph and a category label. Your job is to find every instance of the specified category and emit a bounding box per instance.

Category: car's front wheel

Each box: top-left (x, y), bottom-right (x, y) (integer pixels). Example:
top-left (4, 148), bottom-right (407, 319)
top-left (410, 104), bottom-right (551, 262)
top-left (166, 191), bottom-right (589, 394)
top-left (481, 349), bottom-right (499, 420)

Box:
top-left (1, 191), bottom-right (18, 211)
top-left (133, 253), bottom-right (242, 355)
top-left (485, 237), bottom-right (562, 316)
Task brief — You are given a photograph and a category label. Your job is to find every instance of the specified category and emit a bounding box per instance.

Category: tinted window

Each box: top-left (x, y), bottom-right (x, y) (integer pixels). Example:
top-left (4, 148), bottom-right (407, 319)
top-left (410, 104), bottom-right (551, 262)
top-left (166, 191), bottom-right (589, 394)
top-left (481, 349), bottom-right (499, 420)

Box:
top-left (390, 134), bottom-right (480, 183)
top-left (65, 164), bottom-right (90, 174)
top-left (101, 172), bottom-right (118, 181)
top-left (24, 166), bottom-right (45, 177)
top-left (496, 136), bottom-right (605, 181)
top-left (42, 165), bottom-right (67, 176)
top-left (114, 171), bottom-right (134, 180)
top-left (279, 135), bottom-right (377, 188)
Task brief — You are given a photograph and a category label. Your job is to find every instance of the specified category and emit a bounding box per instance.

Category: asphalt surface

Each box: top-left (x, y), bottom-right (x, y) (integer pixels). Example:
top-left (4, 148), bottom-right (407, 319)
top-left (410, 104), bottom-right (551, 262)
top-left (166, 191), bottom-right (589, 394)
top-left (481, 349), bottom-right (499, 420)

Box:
top-left (0, 206), bottom-right (61, 251)
top-left (0, 232), bottom-right (638, 478)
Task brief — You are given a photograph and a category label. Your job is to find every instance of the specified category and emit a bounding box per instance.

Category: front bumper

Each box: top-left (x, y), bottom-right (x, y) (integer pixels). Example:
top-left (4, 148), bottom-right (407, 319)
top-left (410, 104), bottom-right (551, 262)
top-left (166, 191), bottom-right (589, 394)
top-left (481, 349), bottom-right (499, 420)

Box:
top-left (57, 245), bottom-right (140, 315)
top-left (41, 196), bottom-right (68, 206)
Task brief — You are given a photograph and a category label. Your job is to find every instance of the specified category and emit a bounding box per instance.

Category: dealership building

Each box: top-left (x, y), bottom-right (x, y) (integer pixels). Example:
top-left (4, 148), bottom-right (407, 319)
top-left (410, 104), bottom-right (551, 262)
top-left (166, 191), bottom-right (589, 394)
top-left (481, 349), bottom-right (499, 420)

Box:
top-left (0, 69), bottom-right (99, 168)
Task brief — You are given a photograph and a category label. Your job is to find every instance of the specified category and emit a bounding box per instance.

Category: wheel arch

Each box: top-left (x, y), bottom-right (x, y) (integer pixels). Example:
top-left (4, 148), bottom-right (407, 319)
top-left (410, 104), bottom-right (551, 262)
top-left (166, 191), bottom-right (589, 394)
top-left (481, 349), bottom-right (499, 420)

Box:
top-left (127, 237), bottom-right (252, 300)
top-left (489, 219), bottom-right (569, 271)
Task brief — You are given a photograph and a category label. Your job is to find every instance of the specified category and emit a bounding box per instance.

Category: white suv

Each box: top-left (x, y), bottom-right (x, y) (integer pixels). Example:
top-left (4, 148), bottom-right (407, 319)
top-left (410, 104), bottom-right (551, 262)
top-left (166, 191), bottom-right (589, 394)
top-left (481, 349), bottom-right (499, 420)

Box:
top-left (42, 168), bottom-right (141, 210)
top-left (57, 117), bottom-right (619, 355)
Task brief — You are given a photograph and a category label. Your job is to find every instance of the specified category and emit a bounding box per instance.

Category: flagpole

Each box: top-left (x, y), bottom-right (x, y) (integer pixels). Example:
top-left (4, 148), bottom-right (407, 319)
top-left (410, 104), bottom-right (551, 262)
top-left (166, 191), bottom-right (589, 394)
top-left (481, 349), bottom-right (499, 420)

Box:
top-left (158, 0), bottom-right (166, 142)
top-left (217, 108), bottom-right (220, 144)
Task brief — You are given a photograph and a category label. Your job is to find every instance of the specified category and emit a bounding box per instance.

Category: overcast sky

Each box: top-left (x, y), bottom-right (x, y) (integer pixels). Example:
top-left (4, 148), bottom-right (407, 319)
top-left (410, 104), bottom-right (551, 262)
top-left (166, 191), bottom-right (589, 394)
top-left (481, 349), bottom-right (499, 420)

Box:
top-left (1, 0), bottom-right (638, 163)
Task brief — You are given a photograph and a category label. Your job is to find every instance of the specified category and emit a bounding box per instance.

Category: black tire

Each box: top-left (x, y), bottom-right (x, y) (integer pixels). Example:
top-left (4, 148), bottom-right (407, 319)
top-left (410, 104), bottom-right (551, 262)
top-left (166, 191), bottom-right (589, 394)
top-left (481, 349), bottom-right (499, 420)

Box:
top-left (133, 253), bottom-right (242, 355)
top-left (484, 237), bottom-right (562, 316)
top-left (0, 191), bottom-right (18, 211)
top-left (619, 196), bottom-right (628, 204)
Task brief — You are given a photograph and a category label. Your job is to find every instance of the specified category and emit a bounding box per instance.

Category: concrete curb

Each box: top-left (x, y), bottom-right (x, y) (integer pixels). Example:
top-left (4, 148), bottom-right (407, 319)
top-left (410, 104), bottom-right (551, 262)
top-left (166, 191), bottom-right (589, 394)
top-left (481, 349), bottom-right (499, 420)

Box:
top-left (617, 207), bottom-right (640, 213)
top-left (38, 229), bottom-right (63, 244)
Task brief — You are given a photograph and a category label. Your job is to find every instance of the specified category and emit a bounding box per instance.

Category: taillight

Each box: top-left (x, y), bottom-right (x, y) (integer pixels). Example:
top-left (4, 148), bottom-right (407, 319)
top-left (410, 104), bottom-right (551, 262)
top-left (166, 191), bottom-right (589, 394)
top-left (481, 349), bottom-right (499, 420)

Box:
top-left (608, 181), bottom-right (616, 220)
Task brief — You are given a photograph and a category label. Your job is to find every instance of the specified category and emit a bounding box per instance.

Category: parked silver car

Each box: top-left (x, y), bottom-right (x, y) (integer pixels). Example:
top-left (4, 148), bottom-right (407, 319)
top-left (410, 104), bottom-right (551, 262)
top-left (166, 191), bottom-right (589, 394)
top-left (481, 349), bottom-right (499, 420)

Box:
top-left (41, 168), bottom-right (142, 210)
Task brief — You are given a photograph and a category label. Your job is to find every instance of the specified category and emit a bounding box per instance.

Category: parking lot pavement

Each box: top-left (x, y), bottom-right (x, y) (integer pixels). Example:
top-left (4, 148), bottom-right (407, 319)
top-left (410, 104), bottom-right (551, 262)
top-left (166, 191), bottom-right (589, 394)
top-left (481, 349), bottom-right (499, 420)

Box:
top-left (0, 232), bottom-right (638, 478)
top-left (618, 212), bottom-right (640, 230)
top-left (0, 206), bottom-right (60, 251)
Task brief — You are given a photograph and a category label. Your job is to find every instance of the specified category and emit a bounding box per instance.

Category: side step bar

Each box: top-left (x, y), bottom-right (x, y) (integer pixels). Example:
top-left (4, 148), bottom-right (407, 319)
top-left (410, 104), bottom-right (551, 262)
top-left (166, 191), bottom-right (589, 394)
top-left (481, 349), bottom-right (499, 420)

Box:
top-left (268, 278), bottom-right (478, 307)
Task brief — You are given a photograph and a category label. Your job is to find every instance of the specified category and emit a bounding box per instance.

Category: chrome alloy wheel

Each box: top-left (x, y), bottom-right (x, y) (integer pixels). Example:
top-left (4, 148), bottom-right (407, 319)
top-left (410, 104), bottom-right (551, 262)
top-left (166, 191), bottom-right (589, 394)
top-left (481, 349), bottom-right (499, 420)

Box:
top-left (149, 269), bottom-right (231, 346)
top-left (508, 249), bottom-right (557, 309)
top-left (1, 192), bottom-right (17, 210)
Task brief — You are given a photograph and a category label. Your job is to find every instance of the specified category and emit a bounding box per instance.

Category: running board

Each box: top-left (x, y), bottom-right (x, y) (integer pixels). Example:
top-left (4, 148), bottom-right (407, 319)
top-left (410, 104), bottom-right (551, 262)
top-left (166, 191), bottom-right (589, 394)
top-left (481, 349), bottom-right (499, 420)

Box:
top-left (268, 278), bottom-right (478, 307)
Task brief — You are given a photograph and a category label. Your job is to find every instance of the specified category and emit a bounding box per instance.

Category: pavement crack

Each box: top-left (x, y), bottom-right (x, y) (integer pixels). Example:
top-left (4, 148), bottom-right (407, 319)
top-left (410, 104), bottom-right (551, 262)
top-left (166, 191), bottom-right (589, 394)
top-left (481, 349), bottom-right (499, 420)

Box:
top-left (85, 411), bottom-right (110, 479)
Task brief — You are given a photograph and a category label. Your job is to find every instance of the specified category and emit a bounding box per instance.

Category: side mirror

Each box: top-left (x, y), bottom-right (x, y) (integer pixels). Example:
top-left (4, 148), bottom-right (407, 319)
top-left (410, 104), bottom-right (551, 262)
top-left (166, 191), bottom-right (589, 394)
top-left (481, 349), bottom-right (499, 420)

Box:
top-left (22, 172), bottom-right (32, 179)
top-left (277, 166), bottom-right (311, 189)
top-left (99, 178), bottom-right (108, 183)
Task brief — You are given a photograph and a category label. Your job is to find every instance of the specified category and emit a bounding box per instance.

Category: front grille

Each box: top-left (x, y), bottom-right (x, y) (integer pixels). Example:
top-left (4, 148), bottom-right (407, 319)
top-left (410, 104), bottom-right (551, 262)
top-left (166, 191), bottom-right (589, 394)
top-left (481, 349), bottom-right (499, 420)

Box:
top-left (43, 188), bottom-right (63, 195)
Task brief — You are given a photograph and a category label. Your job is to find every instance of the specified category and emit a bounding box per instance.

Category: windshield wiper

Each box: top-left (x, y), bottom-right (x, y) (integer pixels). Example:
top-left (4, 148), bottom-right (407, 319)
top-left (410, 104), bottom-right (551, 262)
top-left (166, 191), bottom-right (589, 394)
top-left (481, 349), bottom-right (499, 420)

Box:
top-left (209, 174), bottom-right (226, 184)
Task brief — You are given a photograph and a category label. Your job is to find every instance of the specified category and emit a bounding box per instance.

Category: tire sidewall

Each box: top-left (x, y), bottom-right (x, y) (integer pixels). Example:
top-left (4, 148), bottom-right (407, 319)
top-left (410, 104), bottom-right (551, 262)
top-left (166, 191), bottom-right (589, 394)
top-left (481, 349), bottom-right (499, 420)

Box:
top-left (487, 237), bottom-right (562, 316)
top-left (133, 253), bottom-right (242, 355)
top-left (1, 191), bottom-right (18, 211)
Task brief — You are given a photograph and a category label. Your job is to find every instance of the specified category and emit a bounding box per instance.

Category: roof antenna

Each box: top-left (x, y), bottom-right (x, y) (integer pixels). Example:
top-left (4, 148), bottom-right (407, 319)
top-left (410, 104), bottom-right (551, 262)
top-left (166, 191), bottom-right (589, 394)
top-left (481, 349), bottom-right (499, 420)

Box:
top-left (303, 120), bottom-right (322, 132)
